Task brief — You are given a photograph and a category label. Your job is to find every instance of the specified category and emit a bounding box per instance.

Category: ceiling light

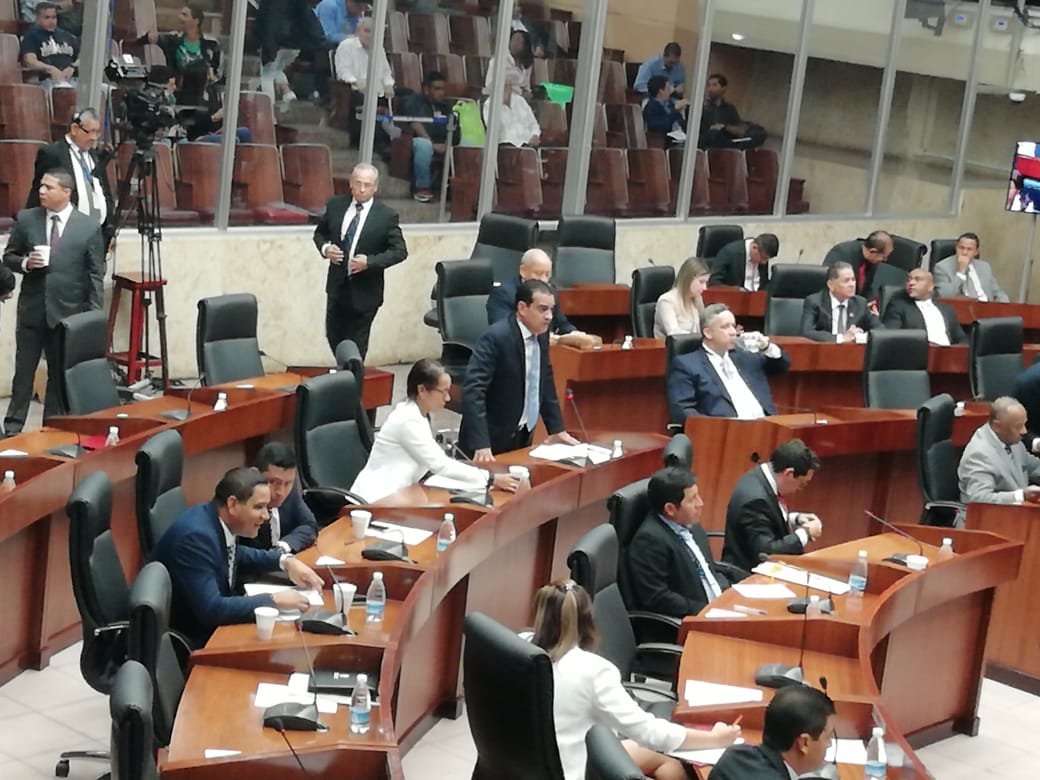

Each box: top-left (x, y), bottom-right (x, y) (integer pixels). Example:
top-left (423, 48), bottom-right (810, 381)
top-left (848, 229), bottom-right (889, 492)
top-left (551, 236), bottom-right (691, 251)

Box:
top-left (731, 33), bottom-right (745, 41)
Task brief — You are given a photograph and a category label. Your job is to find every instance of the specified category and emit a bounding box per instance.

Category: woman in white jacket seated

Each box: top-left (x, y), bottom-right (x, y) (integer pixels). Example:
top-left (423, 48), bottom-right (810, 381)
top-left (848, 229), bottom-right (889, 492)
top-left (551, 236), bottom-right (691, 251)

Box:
top-left (532, 580), bottom-right (741, 780)
top-left (654, 257), bottom-right (710, 339)
top-left (350, 359), bottom-right (518, 503)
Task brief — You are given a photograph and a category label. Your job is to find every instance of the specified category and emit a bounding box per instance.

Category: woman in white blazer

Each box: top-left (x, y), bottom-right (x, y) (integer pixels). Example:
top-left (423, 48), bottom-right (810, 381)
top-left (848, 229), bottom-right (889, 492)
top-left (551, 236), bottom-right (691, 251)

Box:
top-left (532, 580), bottom-right (740, 780)
top-left (654, 257), bottom-right (710, 340)
top-left (350, 359), bottom-right (518, 503)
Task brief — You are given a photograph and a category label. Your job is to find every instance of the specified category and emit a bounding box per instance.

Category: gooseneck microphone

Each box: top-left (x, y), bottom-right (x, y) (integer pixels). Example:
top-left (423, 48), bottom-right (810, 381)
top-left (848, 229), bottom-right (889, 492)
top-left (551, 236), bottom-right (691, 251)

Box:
top-left (262, 620), bottom-right (325, 732)
top-left (754, 553), bottom-right (813, 689)
top-left (863, 509), bottom-right (926, 566)
top-left (565, 388), bottom-right (592, 468)
top-left (448, 442), bottom-right (494, 507)
top-left (161, 372), bottom-right (206, 421)
top-left (259, 349), bottom-right (290, 374)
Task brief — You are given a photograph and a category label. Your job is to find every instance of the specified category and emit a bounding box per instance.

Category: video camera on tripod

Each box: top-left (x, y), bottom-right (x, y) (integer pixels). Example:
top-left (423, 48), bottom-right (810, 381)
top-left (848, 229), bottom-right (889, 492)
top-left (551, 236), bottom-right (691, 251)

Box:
top-left (105, 55), bottom-right (198, 148)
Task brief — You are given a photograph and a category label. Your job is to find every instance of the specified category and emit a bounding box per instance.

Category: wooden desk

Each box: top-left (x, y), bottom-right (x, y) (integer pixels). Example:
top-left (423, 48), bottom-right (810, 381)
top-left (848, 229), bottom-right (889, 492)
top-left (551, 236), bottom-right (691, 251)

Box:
top-left (941, 298), bottom-right (1040, 339)
top-left (556, 284), bottom-right (631, 342)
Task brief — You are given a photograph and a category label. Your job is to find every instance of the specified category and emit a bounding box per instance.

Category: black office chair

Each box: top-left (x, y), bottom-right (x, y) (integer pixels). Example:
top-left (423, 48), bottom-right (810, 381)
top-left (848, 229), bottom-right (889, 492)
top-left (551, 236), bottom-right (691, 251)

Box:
top-left (662, 433), bottom-right (693, 470)
top-left (463, 612), bottom-right (565, 780)
top-left (472, 212), bottom-right (541, 284)
top-left (665, 333), bottom-right (703, 432)
top-left (553, 215), bottom-right (616, 288)
top-left (57, 310), bottom-right (132, 415)
top-left (916, 394), bottom-right (964, 528)
top-left (929, 238), bottom-right (957, 271)
top-left (196, 293), bottom-right (265, 385)
top-left (630, 265), bottom-right (676, 338)
top-left (294, 371), bottom-right (368, 524)
top-left (887, 233), bottom-right (928, 274)
top-left (436, 258), bottom-right (494, 384)
top-left (877, 284), bottom-right (903, 319)
top-left (134, 429), bottom-right (188, 558)
top-left (765, 264), bottom-right (828, 337)
top-left (585, 725), bottom-right (644, 780)
top-left (970, 317), bottom-right (1024, 401)
top-left (863, 330), bottom-right (931, 409)
top-left (59, 471), bottom-right (129, 777)
top-left (109, 660), bottom-right (159, 780)
top-left (696, 224), bottom-right (744, 269)
top-left (334, 338), bottom-right (375, 443)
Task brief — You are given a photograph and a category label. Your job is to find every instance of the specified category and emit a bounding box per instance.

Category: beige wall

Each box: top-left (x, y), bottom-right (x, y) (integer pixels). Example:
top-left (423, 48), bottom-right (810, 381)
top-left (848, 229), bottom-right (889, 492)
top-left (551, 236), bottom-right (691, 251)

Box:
top-left (551, 0), bottom-right (699, 65)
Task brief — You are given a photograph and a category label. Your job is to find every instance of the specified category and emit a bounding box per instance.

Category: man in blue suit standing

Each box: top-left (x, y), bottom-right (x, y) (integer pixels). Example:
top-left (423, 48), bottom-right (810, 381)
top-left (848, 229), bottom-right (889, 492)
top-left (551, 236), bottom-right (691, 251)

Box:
top-left (667, 303), bottom-right (790, 424)
top-left (239, 442), bottom-right (318, 554)
top-left (152, 466), bottom-right (325, 648)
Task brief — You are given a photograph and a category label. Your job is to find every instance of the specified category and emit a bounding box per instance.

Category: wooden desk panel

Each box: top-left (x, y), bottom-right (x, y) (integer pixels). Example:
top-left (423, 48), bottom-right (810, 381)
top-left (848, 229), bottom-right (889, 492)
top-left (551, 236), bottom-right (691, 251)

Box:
top-left (556, 284), bottom-right (631, 342)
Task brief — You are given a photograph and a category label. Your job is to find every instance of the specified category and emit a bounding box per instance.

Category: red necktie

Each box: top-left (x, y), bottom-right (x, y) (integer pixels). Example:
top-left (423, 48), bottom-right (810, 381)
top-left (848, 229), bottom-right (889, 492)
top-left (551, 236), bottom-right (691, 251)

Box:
top-left (857, 262), bottom-right (867, 293)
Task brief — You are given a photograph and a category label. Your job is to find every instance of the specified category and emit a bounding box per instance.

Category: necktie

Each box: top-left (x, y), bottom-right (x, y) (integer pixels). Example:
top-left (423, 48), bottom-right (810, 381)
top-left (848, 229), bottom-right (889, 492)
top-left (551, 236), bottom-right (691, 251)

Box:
top-left (682, 529), bottom-right (723, 600)
top-left (963, 268), bottom-right (980, 299)
top-left (341, 202), bottom-right (364, 261)
top-left (836, 303), bottom-right (847, 334)
top-left (719, 356), bottom-right (736, 380)
top-left (268, 507), bottom-right (281, 547)
top-left (857, 262), bottom-right (867, 293)
top-left (74, 149), bottom-right (98, 219)
top-left (525, 335), bottom-right (540, 430)
top-left (226, 542), bottom-right (236, 589)
top-left (49, 214), bottom-right (61, 251)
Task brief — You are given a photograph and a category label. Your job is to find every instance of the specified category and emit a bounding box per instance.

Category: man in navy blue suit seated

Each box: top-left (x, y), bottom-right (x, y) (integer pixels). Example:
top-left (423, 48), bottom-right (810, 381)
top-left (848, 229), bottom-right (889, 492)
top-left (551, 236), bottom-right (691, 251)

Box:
top-left (667, 303), bottom-right (790, 424)
top-left (239, 442), bottom-right (319, 554)
top-left (152, 466), bottom-right (325, 648)
top-left (642, 74), bottom-right (688, 141)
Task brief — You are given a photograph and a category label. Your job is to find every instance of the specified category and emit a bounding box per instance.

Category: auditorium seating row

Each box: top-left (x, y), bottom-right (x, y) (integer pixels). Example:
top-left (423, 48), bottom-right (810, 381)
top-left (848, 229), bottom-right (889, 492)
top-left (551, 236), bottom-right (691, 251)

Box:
top-left (387, 9), bottom-right (577, 59)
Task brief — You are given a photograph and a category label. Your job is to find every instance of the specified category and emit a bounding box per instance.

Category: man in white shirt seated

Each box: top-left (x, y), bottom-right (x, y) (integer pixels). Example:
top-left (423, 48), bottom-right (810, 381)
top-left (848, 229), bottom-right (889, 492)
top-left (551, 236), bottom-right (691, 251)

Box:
top-left (881, 268), bottom-right (966, 346)
top-left (333, 18), bottom-right (395, 149)
top-left (482, 73), bottom-right (541, 149)
top-left (933, 232), bottom-right (1010, 303)
top-left (958, 397), bottom-right (1040, 508)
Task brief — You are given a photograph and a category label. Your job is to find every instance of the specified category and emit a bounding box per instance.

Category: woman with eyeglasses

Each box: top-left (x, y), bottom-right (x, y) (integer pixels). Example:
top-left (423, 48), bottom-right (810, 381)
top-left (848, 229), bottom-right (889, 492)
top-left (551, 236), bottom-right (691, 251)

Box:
top-left (532, 580), bottom-right (741, 780)
top-left (350, 359), bottom-right (519, 503)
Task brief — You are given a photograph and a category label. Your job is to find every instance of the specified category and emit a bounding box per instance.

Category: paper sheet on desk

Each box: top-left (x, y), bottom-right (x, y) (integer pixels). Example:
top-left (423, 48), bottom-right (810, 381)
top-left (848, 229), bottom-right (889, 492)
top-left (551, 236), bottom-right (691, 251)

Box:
top-left (732, 583), bottom-right (797, 599)
top-left (684, 679), bottom-right (763, 707)
top-left (243, 584), bottom-right (324, 606)
top-left (0, 449), bottom-right (28, 457)
top-left (529, 443), bottom-right (612, 465)
top-left (288, 672), bottom-right (380, 706)
top-left (204, 749), bottom-right (242, 759)
top-left (366, 523), bottom-right (433, 546)
top-left (254, 682), bottom-right (337, 713)
top-left (825, 739), bottom-right (868, 764)
top-left (423, 472), bottom-right (488, 491)
top-left (752, 562), bottom-right (851, 596)
top-left (315, 555), bottom-right (345, 566)
top-left (669, 739), bottom-right (743, 765)
top-left (704, 608), bottom-right (748, 619)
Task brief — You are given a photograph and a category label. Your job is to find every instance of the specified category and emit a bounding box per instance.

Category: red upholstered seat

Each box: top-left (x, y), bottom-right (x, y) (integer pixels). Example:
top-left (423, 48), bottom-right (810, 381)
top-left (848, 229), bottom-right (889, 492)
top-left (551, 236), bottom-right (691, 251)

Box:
top-left (280, 143), bottom-right (334, 218)
top-left (0, 33), bottom-right (22, 84)
top-left (232, 143), bottom-right (309, 224)
top-left (706, 147), bottom-right (749, 214)
top-left (626, 149), bottom-right (671, 217)
top-left (449, 15), bottom-right (491, 57)
top-left (495, 146), bottom-right (542, 218)
top-left (586, 147), bottom-right (629, 217)
top-left (238, 91), bottom-right (277, 146)
top-left (114, 142), bottom-right (201, 225)
top-left (449, 146), bottom-right (482, 222)
top-left (0, 84), bottom-right (50, 141)
top-left (408, 12), bottom-right (450, 55)
top-left (0, 138), bottom-right (43, 219)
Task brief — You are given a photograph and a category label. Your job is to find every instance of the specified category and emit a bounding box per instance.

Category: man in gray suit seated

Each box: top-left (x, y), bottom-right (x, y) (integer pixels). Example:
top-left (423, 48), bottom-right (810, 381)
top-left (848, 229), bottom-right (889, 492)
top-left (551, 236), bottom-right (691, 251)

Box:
top-left (958, 397), bottom-right (1040, 508)
top-left (933, 232), bottom-right (1010, 303)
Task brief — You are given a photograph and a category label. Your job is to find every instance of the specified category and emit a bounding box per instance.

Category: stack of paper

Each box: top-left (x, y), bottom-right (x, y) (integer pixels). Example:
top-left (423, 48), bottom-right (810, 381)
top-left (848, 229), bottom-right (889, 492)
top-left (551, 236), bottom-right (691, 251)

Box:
top-left (669, 739), bottom-right (743, 765)
top-left (529, 442), bottom-right (613, 465)
top-left (243, 584), bottom-right (324, 606)
top-left (253, 682), bottom-right (337, 714)
top-left (424, 472), bottom-right (488, 491)
top-left (704, 607), bottom-right (748, 619)
top-left (752, 562), bottom-right (851, 596)
top-left (366, 522), bottom-right (433, 546)
top-left (684, 679), bottom-right (763, 707)
top-left (825, 739), bottom-right (868, 764)
top-left (732, 583), bottom-right (797, 600)
top-left (315, 555), bottom-right (345, 566)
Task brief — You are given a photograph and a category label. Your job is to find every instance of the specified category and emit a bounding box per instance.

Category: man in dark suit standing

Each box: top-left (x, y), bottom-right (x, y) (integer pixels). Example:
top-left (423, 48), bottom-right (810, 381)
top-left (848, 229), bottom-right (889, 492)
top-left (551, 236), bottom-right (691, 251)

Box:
top-left (627, 467), bottom-right (732, 619)
top-left (151, 466), bottom-right (324, 648)
top-left (26, 107), bottom-right (115, 246)
top-left (721, 439), bottom-right (822, 573)
top-left (823, 229), bottom-right (906, 301)
top-left (707, 233), bottom-right (778, 291)
top-left (313, 163), bottom-right (408, 359)
top-left (239, 442), bottom-right (318, 554)
top-left (800, 261), bottom-right (883, 343)
top-left (667, 303), bottom-right (790, 423)
top-left (882, 268), bottom-right (966, 346)
top-left (459, 279), bottom-right (579, 463)
top-left (3, 171), bottom-right (105, 435)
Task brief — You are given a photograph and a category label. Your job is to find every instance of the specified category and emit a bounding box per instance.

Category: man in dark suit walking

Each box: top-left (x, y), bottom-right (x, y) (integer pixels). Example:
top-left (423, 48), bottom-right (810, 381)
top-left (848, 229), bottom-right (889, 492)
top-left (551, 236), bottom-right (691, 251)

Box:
top-left (823, 229), bottom-right (906, 301)
top-left (800, 261), bottom-right (883, 343)
top-left (313, 163), bottom-right (408, 358)
top-left (239, 442), bottom-right (318, 554)
top-left (882, 268), bottom-right (966, 346)
top-left (26, 107), bottom-right (115, 246)
top-left (459, 279), bottom-right (579, 462)
top-left (627, 467), bottom-right (732, 619)
top-left (721, 439), bottom-right (822, 573)
top-left (667, 303), bottom-right (790, 423)
top-left (3, 171), bottom-right (105, 435)
top-left (707, 233), bottom-right (778, 291)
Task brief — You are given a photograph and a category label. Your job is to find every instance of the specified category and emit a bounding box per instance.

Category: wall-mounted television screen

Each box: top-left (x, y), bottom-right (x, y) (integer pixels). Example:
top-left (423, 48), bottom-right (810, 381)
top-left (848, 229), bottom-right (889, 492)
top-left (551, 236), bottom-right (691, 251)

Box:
top-left (1006, 141), bottom-right (1040, 212)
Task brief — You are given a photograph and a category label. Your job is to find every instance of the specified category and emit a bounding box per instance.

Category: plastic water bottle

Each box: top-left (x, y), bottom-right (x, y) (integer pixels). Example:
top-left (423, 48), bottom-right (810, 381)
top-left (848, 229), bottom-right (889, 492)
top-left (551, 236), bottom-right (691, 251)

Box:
top-left (611, 439), bottom-right (624, 458)
top-left (365, 572), bottom-right (386, 623)
top-left (848, 549), bottom-right (868, 596)
top-left (621, 335), bottom-right (634, 351)
top-left (805, 594), bottom-right (822, 618)
top-left (865, 726), bottom-right (887, 779)
top-left (437, 513), bottom-right (456, 554)
top-left (938, 537), bottom-right (954, 559)
top-left (104, 426), bottom-right (120, 447)
top-left (213, 392), bottom-right (228, 412)
top-left (0, 470), bottom-right (15, 494)
top-left (349, 673), bottom-right (371, 734)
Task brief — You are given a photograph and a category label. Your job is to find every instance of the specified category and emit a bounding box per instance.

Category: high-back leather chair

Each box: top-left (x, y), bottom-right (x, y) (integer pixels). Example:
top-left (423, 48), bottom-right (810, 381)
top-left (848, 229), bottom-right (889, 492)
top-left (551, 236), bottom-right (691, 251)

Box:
top-left (630, 265), bottom-right (676, 338)
top-left (436, 258), bottom-right (494, 382)
top-left (553, 216), bottom-right (616, 288)
top-left (929, 238), bottom-right (958, 271)
top-left (970, 317), bottom-right (1024, 401)
top-left (877, 283), bottom-right (903, 319)
top-left (662, 433), bottom-right (693, 470)
top-left (196, 293), bottom-right (265, 386)
top-left (109, 660), bottom-right (159, 780)
top-left (471, 213), bottom-right (540, 284)
top-left (696, 225), bottom-right (744, 269)
top-left (462, 612), bottom-right (565, 780)
top-left (916, 394), bottom-right (964, 527)
top-left (334, 339), bottom-right (374, 446)
top-left (665, 333), bottom-right (703, 431)
top-left (864, 330), bottom-right (931, 409)
top-left (134, 429), bottom-right (188, 558)
top-left (585, 725), bottom-right (644, 780)
top-left (765, 264), bottom-right (828, 337)
top-left (887, 233), bottom-right (928, 273)
top-left (57, 310), bottom-right (123, 415)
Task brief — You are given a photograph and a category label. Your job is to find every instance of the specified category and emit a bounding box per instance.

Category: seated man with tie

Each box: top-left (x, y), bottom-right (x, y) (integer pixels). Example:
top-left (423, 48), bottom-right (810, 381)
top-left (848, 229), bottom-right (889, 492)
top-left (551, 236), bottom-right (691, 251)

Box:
top-left (800, 261), bottom-right (883, 343)
top-left (933, 232), bottom-right (1010, 303)
top-left (626, 467), bottom-right (732, 620)
top-left (238, 442), bottom-right (318, 554)
top-left (721, 439), bottom-right (823, 573)
top-left (882, 268), bottom-right (966, 346)
top-left (823, 229), bottom-right (906, 301)
top-left (151, 466), bottom-right (324, 648)
top-left (667, 303), bottom-right (790, 422)
top-left (958, 397), bottom-right (1040, 507)
top-left (708, 233), bottom-right (779, 291)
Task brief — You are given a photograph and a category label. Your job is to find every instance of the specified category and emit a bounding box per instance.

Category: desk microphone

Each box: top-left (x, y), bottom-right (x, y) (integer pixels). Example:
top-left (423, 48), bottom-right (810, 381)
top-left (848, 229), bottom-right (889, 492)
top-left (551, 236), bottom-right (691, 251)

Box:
top-left (565, 388), bottom-right (592, 468)
top-left (754, 553), bottom-right (812, 689)
top-left (361, 526), bottom-right (412, 563)
top-left (863, 509), bottom-right (925, 566)
top-left (46, 429), bottom-right (85, 459)
top-left (161, 372), bottom-right (205, 421)
top-left (449, 442), bottom-right (494, 507)
top-left (262, 620), bottom-right (325, 732)
top-left (756, 553), bottom-right (834, 614)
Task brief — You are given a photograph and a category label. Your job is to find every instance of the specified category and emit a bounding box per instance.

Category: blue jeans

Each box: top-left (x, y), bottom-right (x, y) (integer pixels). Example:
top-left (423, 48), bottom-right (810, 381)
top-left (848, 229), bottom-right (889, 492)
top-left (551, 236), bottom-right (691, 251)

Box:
top-left (194, 127), bottom-right (253, 144)
top-left (412, 136), bottom-right (434, 189)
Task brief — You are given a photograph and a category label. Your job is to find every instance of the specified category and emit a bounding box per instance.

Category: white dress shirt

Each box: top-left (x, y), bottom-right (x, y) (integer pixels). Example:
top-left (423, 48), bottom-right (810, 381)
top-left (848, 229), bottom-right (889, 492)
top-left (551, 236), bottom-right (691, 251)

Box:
top-left (704, 344), bottom-right (766, 420)
top-left (65, 135), bottom-right (107, 225)
top-left (333, 36), bottom-right (395, 96)
top-left (914, 298), bottom-right (950, 346)
top-left (350, 399), bottom-right (489, 503)
top-left (517, 317), bottom-right (537, 429)
top-left (339, 197), bottom-right (373, 259)
top-left (24, 202), bottom-right (74, 272)
top-left (830, 293), bottom-right (849, 341)
top-left (761, 463), bottom-right (809, 547)
top-left (742, 238), bottom-right (759, 291)
top-left (957, 263), bottom-right (988, 302)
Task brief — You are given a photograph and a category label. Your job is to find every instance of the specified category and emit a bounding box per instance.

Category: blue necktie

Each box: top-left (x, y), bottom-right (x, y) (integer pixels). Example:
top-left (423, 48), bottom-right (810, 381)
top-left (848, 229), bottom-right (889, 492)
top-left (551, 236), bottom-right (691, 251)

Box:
top-left (525, 335), bottom-right (540, 430)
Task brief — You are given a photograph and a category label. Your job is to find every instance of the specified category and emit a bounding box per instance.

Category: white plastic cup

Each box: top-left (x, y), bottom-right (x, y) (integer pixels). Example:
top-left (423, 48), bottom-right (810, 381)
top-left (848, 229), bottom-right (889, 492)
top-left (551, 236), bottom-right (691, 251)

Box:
top-left (255, 606), bottom-right (278, 640)
top-left (351, 509), bottom-right (372, 539)
top-left (33, 245), bottom-right (50, 267)
top-left (333, 582), bottom-right (358, 616)
top-left (905, 554), bottom-right (929, 571)
top-left (508, 465), bottom-right (530, 482)
top-left (854, 331), bottom-right (868, 345)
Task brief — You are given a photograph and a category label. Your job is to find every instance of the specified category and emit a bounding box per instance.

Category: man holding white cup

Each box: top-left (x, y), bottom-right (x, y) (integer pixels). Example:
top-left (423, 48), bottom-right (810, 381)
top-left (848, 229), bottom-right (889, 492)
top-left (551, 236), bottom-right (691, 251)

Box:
top-left (2, 170), bottom-right (104, 436)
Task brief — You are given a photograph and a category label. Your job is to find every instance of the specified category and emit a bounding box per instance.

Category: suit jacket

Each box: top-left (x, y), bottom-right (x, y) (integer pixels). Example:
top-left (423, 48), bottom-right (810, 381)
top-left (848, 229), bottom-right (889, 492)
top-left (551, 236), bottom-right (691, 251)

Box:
top-left (626, 513), bottom-right (730, 619)
top-left (721, 465), bottom-right (805, 573)
top-left (312, 196), bottom-right (408, 311)
top-left (642, 98), bottom-right (685, 135)
top-left (2, 207), bottom-right (105, 329)
top-left (881, 291), bottom-right (966, 345)
top-left (458, 316), bottom-right (564, 454)
top-left (823, 240), bottom-right (908, 301)
top-left (486, 275), bottom-right (575, 334)
top-left (238, 486), bottom-right (317, 553)
top-left (799, 289), bottom-right (882, 342)
top-left (1015, 357), bottom-right (1040, 438)
top-left (958, 423), bottom-right (1040, 505)
top-left (709, 744), bottom-right (789, 780)
top-left (26, 140), bottom-right (116, 244)
top-left (667, 345), bottom-right (790, 423)
top-left (709, 239), bottom-right (771, 290)
top-left (150, 501), bottom-right (282, 648)
top-left (933, 256), bottom-right (1010, 303)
